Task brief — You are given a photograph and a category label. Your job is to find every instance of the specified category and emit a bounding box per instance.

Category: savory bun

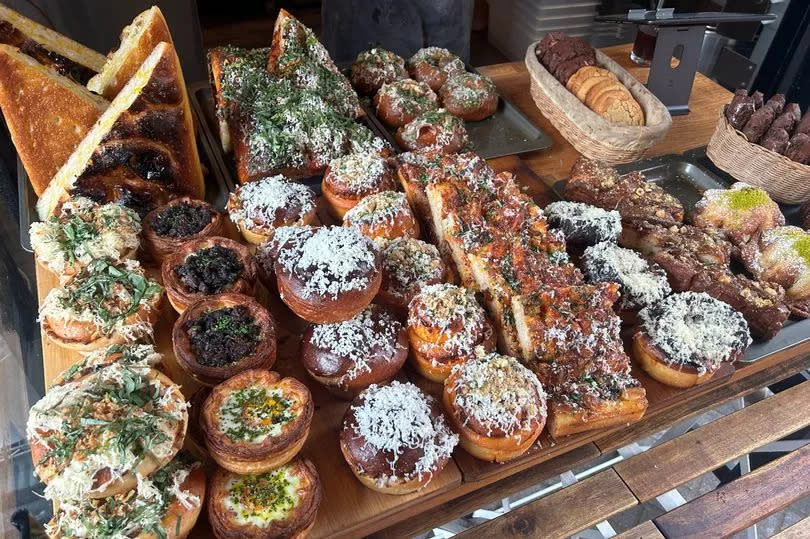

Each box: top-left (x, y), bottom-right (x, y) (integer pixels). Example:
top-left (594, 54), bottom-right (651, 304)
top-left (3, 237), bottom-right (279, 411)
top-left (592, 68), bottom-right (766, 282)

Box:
top-left (271, 226), bottom-right (382, 323)
top-left (201, 369), bottom-right (313, 474)
top-left (227, 175), bottom-right (317, 245)
top-left (161, 236), bottom-right (257, 314)
top-left (173, 293), bottom-right (277, 386)
top-left (343, 191), bottom-right (420, 242)
top-left (378, 237), bottom-right (445, 310)
top-left (27, 362), bottom-right (187, 500)
top-left (443, 350), bottom-right (547, 462)
top-left (142, 197), bottom-right (225, 264)
top-left (340, 381), bottom-right (458, 494)
top-left (301, 305), bottom-right (408, 399)
top-left (438, 72), bottom-right (498, 121)
top-left (544, 201), bottom-right (621, 246)
top-left (47, 453), bottom-right (205, 539)
top-left (51, 343), bottom-right (162, 387)
top-left (39, 258), bottom-right (163, 351)
top-left (395, 109), bottom-right (468, 153)
top-left (633, 292), bottom-right (751, 388)
top-left (322, 151), bottom-right (396, 219)
top-left (407, 283), bottom-right (496, 382)
top-left (350, 47), bottom-right (408, 95)
top-left (208, 457), bottom-right (322, 539)
top-left (30, 197), bottom-right (140, 280)
top-left (407, 47), bottom-right (465, 91)
top-left (374, 79), bottom-right (438, 128)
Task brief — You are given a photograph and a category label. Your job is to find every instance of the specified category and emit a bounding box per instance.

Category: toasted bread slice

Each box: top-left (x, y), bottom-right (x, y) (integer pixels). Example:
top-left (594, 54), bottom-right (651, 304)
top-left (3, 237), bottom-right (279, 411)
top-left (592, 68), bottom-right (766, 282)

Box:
top-left (0, 44), bottom-right (107, 195)
top-left (0, 4), bottom-right (105, 83)
top-left (548, 384), bottom-right (648, 438)
top-left (87, 6), bottom-right (173, 99)
top-left (37, 42), bottom-right (204, 219)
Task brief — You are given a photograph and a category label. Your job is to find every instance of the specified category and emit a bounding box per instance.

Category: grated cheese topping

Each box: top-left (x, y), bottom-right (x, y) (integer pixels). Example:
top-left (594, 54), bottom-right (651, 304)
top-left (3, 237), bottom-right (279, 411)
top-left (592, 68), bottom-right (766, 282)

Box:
top-left (228, 175), bottom-right (316, 231)
top-left (352, 48), bottom-right (407, 85)
top-left (382, 237), bottom-right (444, 296)
top-left (544, 201), bottom-right (621, 245)
top-left (408, 47), bottom-right (465, 75)
top-left (754, 226), bottom-right (810, 279)
top-left (398, 109), bottom-right (468, 150)
top-left (408, 283), bottom-right (489, 357)
top-left (327, 151), bottom-right (390, 194)
top-left (56, 343), bottom-right (162, 386)
top-left (377, 79), bottom-right (438, 115)
top-left (582, 242), bottom-right (671, 309)
top-left (344, 191), bottom-right (411, 229)
top-left (441, 72), bottom-right (496, 109)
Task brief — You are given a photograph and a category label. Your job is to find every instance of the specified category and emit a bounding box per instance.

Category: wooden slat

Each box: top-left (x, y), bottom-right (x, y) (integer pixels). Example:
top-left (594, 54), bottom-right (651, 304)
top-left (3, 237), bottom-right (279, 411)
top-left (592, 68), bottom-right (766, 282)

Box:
top-left (772, 516), bottom-right (810, 539)
top-left (615, 381), bottom-right (810, 502)
top-left (454, 470), bottom-right (637, 539)
top-left (655, 444), bottom-right (810, 538)
top-left (614, 521), bottom-right (664, 539)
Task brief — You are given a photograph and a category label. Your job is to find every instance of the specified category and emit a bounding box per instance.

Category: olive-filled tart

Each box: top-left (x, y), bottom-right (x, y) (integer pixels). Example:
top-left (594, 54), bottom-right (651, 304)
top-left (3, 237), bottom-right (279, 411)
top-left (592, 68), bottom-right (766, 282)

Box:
top-left (202, 369), bottom-right (314, 474)
top-left (173, 293), bottom-right (277, 386)
top-left (161, 236), bottom-right (256, 314)
top-left (142, 197), bottom-right (225, 264)
top-left (208, 458), bottom-right (322, 539)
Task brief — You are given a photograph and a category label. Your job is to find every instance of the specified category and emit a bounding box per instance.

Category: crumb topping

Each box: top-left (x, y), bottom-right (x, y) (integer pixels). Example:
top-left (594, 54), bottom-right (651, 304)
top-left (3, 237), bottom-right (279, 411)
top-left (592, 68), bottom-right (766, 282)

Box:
top-left (382, 237), bottom-right (444, 295)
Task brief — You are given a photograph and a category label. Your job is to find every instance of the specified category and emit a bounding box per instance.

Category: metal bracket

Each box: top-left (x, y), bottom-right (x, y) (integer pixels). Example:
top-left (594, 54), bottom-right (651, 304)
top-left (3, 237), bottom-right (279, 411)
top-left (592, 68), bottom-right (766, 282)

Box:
top-left (647, 25), bottom-right (707, 115)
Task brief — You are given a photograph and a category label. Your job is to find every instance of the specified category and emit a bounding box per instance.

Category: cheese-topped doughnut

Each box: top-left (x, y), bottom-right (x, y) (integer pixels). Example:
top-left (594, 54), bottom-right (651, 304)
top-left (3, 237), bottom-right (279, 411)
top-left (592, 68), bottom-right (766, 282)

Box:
top-left (378, 237), bottom-right (445, 310)
top-left (142, 197), bottom-right (225, 263)
top-left (395, 109), bottom-right (468, 154)
top-left (340, 381), bottom-right (458, 494)
top-left (374, 79), bottom-right (438, 128)
top-left (343, 191), bottom-right (420, 242)
top-left (350, 47), bottom-right (408, 95)
top-left (407, 47), bottom-right (465, 91)
top-left (544, 201), bottom-right (621, 245)
top-left (322, 151), bottom-right (396, 219)
top-left (438, 72), bottom-right (498, 121)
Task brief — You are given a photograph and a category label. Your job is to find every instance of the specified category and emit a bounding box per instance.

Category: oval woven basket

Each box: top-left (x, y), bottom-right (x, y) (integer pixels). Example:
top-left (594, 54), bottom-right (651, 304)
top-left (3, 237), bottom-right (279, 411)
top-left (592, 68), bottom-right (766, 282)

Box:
top-left (524, 41), bottom-right (672, 164)
top-left (707, 111), bottom-right (810, 204)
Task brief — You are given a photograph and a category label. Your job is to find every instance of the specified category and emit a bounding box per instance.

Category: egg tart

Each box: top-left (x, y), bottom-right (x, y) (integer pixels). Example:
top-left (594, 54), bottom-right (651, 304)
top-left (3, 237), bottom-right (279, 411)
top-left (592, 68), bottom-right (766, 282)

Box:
top-left (208, 458), bottom-right (322, 539)
top-left (322, 151), bottom-right (396, 219)
top-left (162, 236), bottom-right (257, 314)
top-left (142, 197), bottom-right (225, 264)
top-left (202, 370), bottom-right (313, 474)
top-left (27, 362), bottom-right (188, 500)
top-left (378, 237), bottom-right (445, 311)
top-left (406, 47), bottom-right (465, 92)
top-left (173, 293), bottom-right (277, 386)
top-left (342, 191), bottom-right (420, 242)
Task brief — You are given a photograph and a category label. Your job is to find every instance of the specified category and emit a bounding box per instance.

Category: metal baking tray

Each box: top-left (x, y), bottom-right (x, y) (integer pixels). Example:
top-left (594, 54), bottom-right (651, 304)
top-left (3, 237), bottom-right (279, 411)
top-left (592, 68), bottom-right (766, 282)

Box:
top-left (553, 153), bottom-right (810, 363)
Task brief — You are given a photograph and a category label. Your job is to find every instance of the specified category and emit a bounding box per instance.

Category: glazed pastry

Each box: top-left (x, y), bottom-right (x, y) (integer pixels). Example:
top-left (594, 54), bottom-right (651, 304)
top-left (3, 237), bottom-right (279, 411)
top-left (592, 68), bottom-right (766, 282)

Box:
top-left (227, 175), bottom-right (317, 245)
top-left (27, 361), bottom-right (187, 500)
top-left (374, 78), bottom-right (438, 128)
top-left (406, 47), bottom-right (465, 91)
top-left (142, 197), bottom-right (225, 263)
top-left (395, 109), bottom-right (468, 153)
top-left (407, 283), bottom-right (496, 382)
top-left (543, 201), bottom-right (621, 245)
top-left (201, 369), bottom-right (313, 474)
top-left (322, 151), bottom-right (396, 219)
top-left (350, 47), bottom-right (408, 95)
top-left (208, 458), bottom-right (321, 539)
top-left (52, 342), bottom-right (162, 387)
top-left (301, 305), bottom-right (408, 399)
top-left (161, 236), bottom-right (257, 314)
top-left (443, 349), bottom-right (547, 462)
top-left (173, 293), bottom-right (277, 386)
top-left (378, 237), bottom-right (445, 310)
top-left (47, 454), bottom-right (205, 539)
top-left (340, 381), bottom-right (458, 494)
top-left (634, 292), bottom-right (751, 388)
top-left (30, 197), bottom-right (140, 279)
top-left (343, 191), bottom-right (420, 242)
top-left (438, 72), bottom-right (499, 121)
top-left (39, 258), bottom-right (163, 351)
top-left (271, 226), bottom-right (382, 323)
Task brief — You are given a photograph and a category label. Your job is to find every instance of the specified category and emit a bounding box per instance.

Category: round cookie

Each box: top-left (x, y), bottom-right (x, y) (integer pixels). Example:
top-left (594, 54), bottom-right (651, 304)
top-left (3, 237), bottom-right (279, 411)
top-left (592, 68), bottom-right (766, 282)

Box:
top-left (568, 66), bottom-right (616, 98)
top-left (554, 54), bottom-right (596, 85)
top-left (584, 79), bottom-right (630, 109)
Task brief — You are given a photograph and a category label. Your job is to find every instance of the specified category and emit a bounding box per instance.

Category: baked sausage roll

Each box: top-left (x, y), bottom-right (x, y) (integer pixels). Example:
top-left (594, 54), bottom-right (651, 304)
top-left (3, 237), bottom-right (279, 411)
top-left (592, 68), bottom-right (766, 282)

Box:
top-left (634, 292), bottom-right (751, 388)
top-left (227, 175), bottom-right (317, 245)
top-left (407, 283), bottom-right (496, 382)
top-left (30, 196), bottom-right (140, 280)
top-left (340, 381), bottom-right (458, 494)
top-left (395, 109), bottom-right (468, 154)
top-left (47, 453), bottom-right (205, 539)
top-left (378, 237), bottom-right (445, 310)
top-left (27, 362), bottom-right (187, 500)
top-left (162, 236), bottom-right (257, 314)
top-left (439, 72), bottom-right (499, 121)
top-left (271, 226), bottom-right (382, 323)
top-left (350, 47), bottom-right (409, 95)
top-left (301, 305), bottom-right (408, 399)
top-left (173, 293), bottom-right (277, 386)
top-left (443, 350), bottom-right (547, 462)
top-left (201, 370), bottom-right (313, 474)
top-left (544, 201), bottom-right (621, 246)
top-left (406, 47), bottom-right (465, 91)
top-left (52, 343), bottom-right (162, 387)
top-left (142, 197), bottom-right (225, 264)
top-left (322, 151), bottom-right (396, 219)
top-left (39, 258), bottom-right (163, 351)
top-left (343, 191), bottom-right (420, 242)
top-left (208, 458), bottom-right (322, 539)
top-left (374, 79), bottom-right (439, 128)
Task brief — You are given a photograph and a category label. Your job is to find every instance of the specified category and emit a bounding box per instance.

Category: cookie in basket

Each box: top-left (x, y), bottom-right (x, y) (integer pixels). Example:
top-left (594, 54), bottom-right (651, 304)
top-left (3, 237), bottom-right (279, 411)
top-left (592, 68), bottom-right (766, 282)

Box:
top-left (567, 66), bottom-right (616, 101)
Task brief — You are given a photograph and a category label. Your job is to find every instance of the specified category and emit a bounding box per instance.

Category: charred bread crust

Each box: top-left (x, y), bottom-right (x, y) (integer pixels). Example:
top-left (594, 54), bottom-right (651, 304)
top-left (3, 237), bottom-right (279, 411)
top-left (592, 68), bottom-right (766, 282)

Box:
top-left (143, 197), bottom-right (225, 264)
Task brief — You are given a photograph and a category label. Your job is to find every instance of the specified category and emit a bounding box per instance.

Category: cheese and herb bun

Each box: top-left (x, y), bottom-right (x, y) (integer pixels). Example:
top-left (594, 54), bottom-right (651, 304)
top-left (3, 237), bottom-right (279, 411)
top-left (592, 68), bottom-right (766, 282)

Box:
top-left (51, 343), bottom-right (162, 387)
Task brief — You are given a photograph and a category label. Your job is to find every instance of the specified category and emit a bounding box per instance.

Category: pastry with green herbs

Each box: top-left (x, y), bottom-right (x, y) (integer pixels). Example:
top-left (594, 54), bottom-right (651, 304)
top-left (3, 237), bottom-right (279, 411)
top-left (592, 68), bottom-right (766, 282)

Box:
top-left (322, 151), bottom-right (396, 219)
top-left (39, 258), bottom-right (163, 351)
top-left (30, 196), bottom-right (141, 280)
top-left (142, 197), bottom-right (225, 264)
top-left (395, 108), bottom-right (468, 154)
top-left (350, 47), bottom-right (408, 96)
top-left (201, 369), bottom-right (313, 473)
top-left (173, 292), bottom-right (276, 386)
top-left (52, 343), bottom-right (162, 387)
top-left (406, 47), bottom-right (465, 92)
top-left (343, 191), bottom-right (420, 242)
top-left (438, 72), bottom-right (498, 121)
top-left (374, 78), bottom-right (438, 128)
top-left (208, 457), bottom-right (322, 539)
top-left (26, 361), bottom-right (188, 500)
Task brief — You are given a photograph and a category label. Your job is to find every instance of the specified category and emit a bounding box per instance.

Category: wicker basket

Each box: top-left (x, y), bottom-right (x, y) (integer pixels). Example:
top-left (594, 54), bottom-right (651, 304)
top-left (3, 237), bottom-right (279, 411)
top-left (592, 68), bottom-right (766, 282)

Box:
top-left (524, 42), bottom-right (672, 164)
top-left (707, 111), bottom-right (810, 204)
